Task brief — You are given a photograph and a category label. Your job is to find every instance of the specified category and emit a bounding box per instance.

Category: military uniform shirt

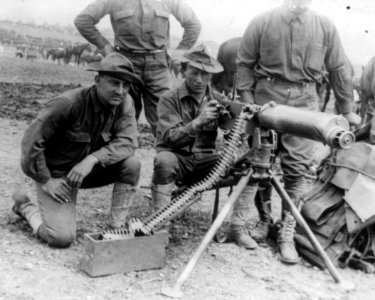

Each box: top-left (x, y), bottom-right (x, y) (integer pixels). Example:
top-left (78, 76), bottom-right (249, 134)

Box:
top-left (74, 0), bottom-right (201, 51)
top-left (237, 6), bottom-right (353, 114)
top-left (21, 86), bottom-right (138, 183)
top-left (155, 82), bottom-right (225, 154)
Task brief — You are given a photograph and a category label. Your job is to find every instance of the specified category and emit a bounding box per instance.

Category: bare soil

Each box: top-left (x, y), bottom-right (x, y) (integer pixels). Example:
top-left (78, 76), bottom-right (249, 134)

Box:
top-left (0, 56), bottom-right (374, 300)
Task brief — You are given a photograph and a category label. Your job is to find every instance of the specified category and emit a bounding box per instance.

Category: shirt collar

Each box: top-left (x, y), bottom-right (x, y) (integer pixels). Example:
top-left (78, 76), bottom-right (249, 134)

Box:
top-left (178, 81), bottom-right (211, 103)
top-left (280, 5), bottom-right (309, 24)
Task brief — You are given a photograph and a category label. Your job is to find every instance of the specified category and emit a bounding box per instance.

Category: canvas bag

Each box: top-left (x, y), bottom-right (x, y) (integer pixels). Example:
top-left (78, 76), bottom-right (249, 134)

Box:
top-left (295, 142), bottom-right (375, 273)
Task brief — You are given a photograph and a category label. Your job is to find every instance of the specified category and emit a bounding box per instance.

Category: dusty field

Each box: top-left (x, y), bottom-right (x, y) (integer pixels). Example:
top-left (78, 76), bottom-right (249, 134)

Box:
top-left (0, 56), bottom-right (374, 300)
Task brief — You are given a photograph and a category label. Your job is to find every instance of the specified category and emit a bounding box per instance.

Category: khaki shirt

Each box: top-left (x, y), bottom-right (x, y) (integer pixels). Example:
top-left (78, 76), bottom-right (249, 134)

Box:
top-left (74, 0), bottom-right (201, 51)
top-left (237, 6), bottom-right (353, 114)
top-left (21, 86), bottom-right (138, 183)
top-left (156, 82), bottom-right (225, 154)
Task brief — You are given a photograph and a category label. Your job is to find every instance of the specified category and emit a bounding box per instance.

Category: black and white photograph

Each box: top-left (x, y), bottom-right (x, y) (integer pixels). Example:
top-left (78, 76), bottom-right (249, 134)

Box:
top-left (1, 0), bottom-right (375, 299)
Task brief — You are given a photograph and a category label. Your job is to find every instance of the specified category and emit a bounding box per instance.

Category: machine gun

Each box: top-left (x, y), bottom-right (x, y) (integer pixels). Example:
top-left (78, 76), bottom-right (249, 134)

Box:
top-left (101, 101), bottom-right (355, 295)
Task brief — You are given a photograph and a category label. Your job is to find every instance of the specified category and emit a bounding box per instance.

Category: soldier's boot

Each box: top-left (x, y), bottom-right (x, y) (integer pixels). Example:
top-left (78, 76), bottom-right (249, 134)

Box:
top-left (277, 211), bottom-right (300, 264)
top-left (109, 183), bottom-right (138, 228)
top-left (12, 190), bottom-right (42, 235)
top-left (251, 184), bottom-right (273, 242)
top-left (151, 183), bottom-right (174, 232)
top-left (227, 183), bottom-right (259, 250)
top-left (226, 224), bottom-right (258, 249)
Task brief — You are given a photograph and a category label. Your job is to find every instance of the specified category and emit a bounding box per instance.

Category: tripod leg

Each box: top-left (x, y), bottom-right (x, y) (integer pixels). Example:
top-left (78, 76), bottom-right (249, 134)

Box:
top-left (271, 176), bottom-right (344, 284)
top-left (161, 170), bottom-right (253, 298)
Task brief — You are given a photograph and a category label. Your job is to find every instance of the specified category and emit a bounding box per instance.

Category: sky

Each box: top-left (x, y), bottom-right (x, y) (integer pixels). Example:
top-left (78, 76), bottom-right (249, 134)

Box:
top-left (1, 0), bottom-right (374, 71)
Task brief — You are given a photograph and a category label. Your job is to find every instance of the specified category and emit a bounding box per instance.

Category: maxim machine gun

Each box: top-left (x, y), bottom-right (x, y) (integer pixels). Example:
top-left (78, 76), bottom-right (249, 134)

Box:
top-left (80, 101), bottom-right (355, 294)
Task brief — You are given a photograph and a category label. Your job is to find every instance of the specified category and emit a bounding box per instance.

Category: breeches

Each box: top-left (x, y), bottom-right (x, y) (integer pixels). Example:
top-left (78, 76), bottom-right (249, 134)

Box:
top-left (254, 78), bottom-right (324, 183)
top-left (36, 156), bottom-right (140, 247)
top-left (124, 51), bottom-right (171, 136)
top-left (152, 151), bottom-right (219, 185)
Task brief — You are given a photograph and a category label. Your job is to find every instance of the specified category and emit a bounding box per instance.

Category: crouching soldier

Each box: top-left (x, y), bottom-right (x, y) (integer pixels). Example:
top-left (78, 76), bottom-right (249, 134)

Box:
top-left (12, 53), bottom-right (143, 248)
top-left (151, 45), bottom-right (259, 249)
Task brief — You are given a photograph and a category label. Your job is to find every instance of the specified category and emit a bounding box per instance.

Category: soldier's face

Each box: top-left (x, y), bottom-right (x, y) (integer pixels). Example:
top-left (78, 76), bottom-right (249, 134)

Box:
top-left (286, 0), bottom-right (312, 14)
top-left (183, 65), bottom-right (211, 97)
top-left (95, 75), bottom-right (130, 106)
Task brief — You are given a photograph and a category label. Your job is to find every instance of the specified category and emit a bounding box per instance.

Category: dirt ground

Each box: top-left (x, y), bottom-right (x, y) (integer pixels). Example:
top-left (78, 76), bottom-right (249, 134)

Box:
top-left (0, 56), bottom-right (374, 300)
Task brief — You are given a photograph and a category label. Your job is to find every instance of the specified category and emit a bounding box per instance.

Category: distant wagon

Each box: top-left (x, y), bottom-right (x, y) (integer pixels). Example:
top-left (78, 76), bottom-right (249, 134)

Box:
top-left (15, 46), bottom-right (39, 61)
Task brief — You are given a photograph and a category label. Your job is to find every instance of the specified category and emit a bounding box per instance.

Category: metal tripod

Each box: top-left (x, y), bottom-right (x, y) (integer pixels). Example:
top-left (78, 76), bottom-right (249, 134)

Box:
top-left (161, 126), bottom-right (346, 298)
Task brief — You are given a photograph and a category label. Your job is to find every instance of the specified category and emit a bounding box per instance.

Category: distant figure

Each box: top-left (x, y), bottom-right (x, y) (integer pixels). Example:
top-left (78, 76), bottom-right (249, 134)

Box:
top-left (74, 0), bottom-right (201, 136)
top-left (12, 53), bottom-right (143, 248)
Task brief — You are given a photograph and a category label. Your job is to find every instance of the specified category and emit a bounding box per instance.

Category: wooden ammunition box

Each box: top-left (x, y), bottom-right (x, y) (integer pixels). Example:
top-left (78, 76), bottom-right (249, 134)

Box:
top-left (80, 231), bottom-right (169, 277)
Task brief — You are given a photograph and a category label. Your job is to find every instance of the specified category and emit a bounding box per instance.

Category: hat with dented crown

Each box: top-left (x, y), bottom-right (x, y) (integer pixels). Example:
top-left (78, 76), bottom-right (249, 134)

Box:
top-left (180, 44), bottom-right (223, 74)
top-left (86, 52), bottom-right (143, 86)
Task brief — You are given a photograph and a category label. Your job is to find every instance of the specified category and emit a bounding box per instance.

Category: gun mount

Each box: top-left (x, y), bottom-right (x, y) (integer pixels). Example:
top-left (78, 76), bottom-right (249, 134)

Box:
top-left (85, 101), bottom-right (354, 284)
top-left (101, 102), bottom-right (354, 240)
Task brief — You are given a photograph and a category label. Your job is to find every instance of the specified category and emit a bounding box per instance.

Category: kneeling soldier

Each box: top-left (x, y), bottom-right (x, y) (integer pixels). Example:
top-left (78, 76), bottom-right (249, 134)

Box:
top-left (13, 53), bottom-right (143, 248)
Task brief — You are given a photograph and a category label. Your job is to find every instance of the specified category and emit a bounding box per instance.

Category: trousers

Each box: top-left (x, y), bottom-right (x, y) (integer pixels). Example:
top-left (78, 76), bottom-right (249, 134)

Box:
top-left (254, 78), bottom-right (327, 203)
top-left (118, 49), bottom-right (171, 136)
top-left (35, 156), bottom-right (140, 247)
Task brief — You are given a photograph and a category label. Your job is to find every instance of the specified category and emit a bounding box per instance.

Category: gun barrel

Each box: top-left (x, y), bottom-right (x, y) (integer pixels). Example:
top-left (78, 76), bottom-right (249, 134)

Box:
top-left (257, 105), bottom-right (355, 149)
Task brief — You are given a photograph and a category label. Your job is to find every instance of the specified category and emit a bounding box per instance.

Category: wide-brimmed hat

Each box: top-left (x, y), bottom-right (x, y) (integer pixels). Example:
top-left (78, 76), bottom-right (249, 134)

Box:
top-left (180, 44), bottom-right (223, 74)
top-left (86, 52), bottom-right (143, 86)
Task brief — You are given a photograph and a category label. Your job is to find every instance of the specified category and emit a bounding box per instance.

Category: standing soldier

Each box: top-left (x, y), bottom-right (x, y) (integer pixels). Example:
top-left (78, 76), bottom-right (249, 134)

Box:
top-left (74, 0), bottom-right (201, 136)
top-left (237, 0), bottom-right (360, 264)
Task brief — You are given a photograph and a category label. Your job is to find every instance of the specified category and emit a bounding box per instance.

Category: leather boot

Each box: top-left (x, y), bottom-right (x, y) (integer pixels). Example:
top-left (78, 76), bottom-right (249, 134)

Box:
top-left (151, 183), bottom-right (174, 231)
top-left (251, 184), bottom-right (273, 242)
top-left (12, 190), bottom-right (42, 234)
top-left (109, 183), bottom-right (137, 228)
top-left (227, 224), bottom-right (258, 249)
top-left (228, 183), bottom-right (258, 249)
top-left (277, 211), bottom-right (300, 264)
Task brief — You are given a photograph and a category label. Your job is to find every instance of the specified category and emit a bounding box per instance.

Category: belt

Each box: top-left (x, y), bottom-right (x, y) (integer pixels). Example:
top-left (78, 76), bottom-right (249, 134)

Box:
top-left (117, 47), bottom-right (166, 56)
top-left (263, 77), bottom-right (315, 88)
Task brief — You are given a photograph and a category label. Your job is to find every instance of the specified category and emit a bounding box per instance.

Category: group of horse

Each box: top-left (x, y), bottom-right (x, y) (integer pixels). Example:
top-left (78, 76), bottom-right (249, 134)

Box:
top-left (45, 43), bottom-right (102, 65)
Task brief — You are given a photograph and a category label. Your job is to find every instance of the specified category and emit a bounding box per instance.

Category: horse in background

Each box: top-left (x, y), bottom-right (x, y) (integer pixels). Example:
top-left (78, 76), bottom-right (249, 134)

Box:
top-left (70, 43), bottom-right (91, 65)
top-left (46, 48), bottom-right (70, 64)
top-left (211, 37), bottom-right (242, 98)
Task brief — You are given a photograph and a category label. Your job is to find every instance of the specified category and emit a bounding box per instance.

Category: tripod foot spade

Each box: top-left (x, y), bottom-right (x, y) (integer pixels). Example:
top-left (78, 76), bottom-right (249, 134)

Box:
top-left (339, 280), bottom-right (355, 291)
top-left (160, 286), bottom-right (184, 298)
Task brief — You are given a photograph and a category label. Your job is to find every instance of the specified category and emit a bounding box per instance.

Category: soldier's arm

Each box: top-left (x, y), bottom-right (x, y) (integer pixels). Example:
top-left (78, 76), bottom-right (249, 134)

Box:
top-left (74, 0), bottom-right (114, 50)
top-left (237, 17), bottom-right (262, 104)
top-left (167, 0), bottom-right (201, 50)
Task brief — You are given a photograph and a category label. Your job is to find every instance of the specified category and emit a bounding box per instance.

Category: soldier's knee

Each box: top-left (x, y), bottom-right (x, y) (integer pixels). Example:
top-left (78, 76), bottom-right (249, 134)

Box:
top-left (152, 151), bottom-right (179, 184)
top-left (154, 151), bottom-right (178, 171)
top-left (117, 156), bottom-right (141, 185)
top-left (122, 156), bottom-right (141, 175)
top-left (39, 226), bottom-right (76, 248)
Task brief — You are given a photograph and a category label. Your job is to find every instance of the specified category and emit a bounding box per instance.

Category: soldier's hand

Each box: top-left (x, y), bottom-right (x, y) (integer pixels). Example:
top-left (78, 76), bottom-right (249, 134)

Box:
top-left (104, 44), bottom-right (115, 56)
top-left (342, 111), bottom-right (361, 130)
top-left (67, 155), bottom-right (98, 188)
top-left (41, 178), bottom-right (72, 204)
top-left (192, 100), bottom-right (219, 130)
